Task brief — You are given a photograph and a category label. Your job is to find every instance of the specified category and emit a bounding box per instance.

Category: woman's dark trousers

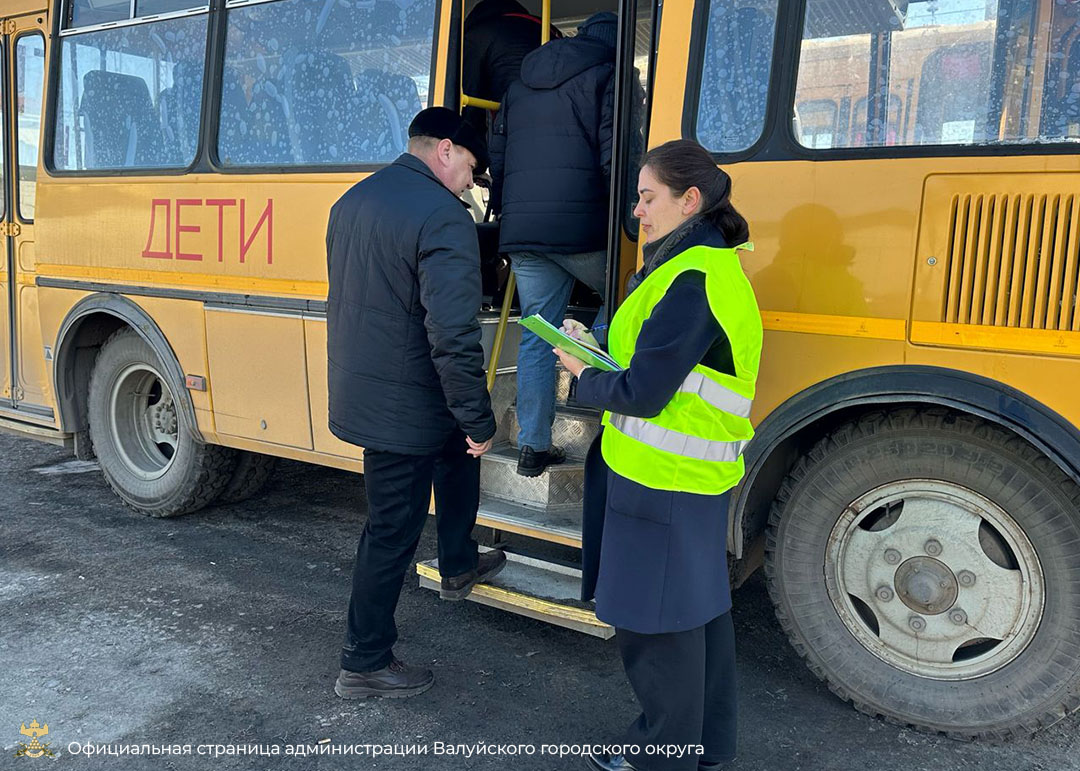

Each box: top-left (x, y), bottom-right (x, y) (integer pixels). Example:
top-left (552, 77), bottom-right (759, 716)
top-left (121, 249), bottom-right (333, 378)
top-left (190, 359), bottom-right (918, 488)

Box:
top-left (617, 611), bottom-right (737, 771)
top-left (340, 429), bottom-right (480, 673)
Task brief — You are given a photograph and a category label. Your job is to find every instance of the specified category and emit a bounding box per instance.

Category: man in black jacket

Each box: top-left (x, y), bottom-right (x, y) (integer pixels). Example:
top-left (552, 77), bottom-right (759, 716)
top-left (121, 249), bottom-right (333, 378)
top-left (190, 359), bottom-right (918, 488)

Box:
top-left (461, 0), bottom-right (559, 137)
top-left (489, 12), bottom-right (617, 477)
top-left (326, 107), bottom-right (506, 699)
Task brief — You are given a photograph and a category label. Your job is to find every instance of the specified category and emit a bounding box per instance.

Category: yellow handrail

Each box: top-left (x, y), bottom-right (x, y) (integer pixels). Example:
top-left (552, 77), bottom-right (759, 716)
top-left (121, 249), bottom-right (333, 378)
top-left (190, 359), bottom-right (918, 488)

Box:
top-left (462, 94), bottom-right (501, 111)
top-left (482, 0), bottom-right (551, 391)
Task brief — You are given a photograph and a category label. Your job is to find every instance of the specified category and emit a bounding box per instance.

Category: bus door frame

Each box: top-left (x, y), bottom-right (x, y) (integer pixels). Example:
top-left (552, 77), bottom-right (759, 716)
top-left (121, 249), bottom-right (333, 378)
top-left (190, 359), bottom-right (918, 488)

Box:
top-left (605, 0), bottom-right (658, 310)
top-left (2, 10), bottom-right (49, 419)
top-left (0, 23), bottom-right (9, 410)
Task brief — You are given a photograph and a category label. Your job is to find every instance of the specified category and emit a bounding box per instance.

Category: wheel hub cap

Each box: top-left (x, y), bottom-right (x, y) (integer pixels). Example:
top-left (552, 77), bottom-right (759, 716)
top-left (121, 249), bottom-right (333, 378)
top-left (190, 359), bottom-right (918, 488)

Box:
top-left (109, 364), bottom-right (179, 482)
top-left (826, 480), bottom-right (1044, 680)
top-left (894, 557), bottom-right (958, 615)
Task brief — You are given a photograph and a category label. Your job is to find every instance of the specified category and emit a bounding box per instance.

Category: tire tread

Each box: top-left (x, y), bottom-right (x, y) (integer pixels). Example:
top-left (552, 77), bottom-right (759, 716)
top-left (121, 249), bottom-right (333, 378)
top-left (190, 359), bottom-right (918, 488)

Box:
top-left (764, 407), bottom-right (1080, 740)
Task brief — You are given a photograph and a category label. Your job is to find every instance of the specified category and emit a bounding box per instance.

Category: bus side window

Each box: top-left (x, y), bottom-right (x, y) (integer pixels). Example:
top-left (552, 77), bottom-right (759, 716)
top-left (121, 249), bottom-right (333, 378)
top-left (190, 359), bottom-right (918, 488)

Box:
top-left (15, 34), bottom-right (44, 221)
top-left (695, 0), bottom-right (781, 154)
top-left (217, 0), bottom-right (436, 168)
top-left (53, 14), bottom-right (208, 171)
top-left (794, 0), bottom-right (1080, 151)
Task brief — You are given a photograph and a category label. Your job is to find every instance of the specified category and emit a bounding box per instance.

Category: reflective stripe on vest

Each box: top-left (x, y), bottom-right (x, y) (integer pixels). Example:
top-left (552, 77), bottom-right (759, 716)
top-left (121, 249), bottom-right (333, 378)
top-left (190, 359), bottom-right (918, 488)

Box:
top-left (609, 413), bottom-right (750, 463)
top-left (679, 371), bottom-right (752, 419)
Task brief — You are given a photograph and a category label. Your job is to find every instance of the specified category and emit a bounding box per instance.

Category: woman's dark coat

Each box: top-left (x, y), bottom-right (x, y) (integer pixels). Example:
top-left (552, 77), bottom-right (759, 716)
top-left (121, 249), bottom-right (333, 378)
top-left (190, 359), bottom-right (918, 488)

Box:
top-left (575, 222), bottom-right (737, 634)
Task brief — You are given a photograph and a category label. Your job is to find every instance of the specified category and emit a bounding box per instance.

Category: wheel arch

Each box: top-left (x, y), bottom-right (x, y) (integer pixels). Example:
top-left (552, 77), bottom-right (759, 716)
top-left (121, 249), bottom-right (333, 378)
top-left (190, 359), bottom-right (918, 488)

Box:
top-left (732, 365), bottom-right (1080, 559)
top-left (52, 293), bottom-right (203, 444)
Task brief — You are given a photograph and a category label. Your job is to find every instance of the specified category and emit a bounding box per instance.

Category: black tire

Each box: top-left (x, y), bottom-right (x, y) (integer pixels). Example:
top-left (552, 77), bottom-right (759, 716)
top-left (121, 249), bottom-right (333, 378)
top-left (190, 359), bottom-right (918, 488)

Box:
top-left (765, 408), bottom-right (1080, 740)
top-left (215, 451), bottom-right (277, 504)
top-left (88, 328), bottom-right (236, 517)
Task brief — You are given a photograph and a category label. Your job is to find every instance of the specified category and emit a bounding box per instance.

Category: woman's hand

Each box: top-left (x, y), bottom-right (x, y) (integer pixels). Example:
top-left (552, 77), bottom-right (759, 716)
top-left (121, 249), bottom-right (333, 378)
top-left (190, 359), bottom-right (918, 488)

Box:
top-left (561, 318), bottom-right (598, 348)
top-left (554, 347), bottom-right (588, 378)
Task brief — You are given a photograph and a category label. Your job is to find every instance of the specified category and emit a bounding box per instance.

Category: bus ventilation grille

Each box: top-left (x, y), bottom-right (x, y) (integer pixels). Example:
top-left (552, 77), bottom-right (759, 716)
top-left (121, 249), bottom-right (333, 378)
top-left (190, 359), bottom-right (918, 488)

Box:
top-left (943, 193), bottom-right (1080, 331)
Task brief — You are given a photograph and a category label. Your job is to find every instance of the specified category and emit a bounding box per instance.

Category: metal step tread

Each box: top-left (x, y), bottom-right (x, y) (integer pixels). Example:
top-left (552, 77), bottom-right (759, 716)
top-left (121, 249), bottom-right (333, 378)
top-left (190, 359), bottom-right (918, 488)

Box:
top-left (416, 551), bottom-right (612, 639)
top-left (505, 403), bottom-right (599, 459)
top-left (484, 442), bottom-right (586, 468)
top-left (475, 496), bottom-right (582, 548)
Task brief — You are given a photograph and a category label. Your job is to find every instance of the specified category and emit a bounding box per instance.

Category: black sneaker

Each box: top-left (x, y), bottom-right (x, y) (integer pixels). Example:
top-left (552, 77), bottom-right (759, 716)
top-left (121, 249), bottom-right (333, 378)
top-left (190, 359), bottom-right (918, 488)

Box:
top-left (440, 549), bottom-right (507, 600)
top-left (334, 658), bottom-right (434, 699)
top-left (516, 445), bottom-right (566, 477)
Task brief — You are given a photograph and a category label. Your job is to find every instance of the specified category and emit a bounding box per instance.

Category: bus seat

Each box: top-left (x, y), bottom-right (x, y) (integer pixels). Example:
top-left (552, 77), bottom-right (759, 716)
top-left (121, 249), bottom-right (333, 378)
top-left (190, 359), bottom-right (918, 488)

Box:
top-left (348, 74), bottom-right (396, 163)
top-left (219, 70), bottom-right (294, 165)
top-left (357, 68), bottom-right (422, 161)
top-left (79, 70), bottom-right (164, 168)
top-left (158, 62), bottom-right (202, 166)
top-left (287, 50), bottom-right (358, 164)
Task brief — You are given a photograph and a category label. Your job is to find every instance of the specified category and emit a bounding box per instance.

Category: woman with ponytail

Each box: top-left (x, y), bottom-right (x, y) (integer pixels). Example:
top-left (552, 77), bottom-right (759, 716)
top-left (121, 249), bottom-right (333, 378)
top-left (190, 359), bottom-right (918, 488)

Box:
top-left (556, 139), bottom-right (762, 771)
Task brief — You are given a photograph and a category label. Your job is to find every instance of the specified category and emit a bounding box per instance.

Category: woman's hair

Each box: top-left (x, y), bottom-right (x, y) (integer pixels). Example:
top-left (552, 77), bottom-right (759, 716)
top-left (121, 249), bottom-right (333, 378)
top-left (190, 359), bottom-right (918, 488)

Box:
top-left (641, 139), bottom-right (750, 246)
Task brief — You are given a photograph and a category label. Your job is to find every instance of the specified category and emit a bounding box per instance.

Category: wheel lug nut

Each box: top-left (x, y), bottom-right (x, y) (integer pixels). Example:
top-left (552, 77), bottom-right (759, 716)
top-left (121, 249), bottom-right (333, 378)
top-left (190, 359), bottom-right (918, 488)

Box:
top-left (925, 539), bottom-right (942, 556)
top-left (909, 616), bottom-right (926, 632)
top-left (949, 609), bottom-right (968, 625)
top-left (958, 570), bottom-right (976, 587)
top-left (876, 586), bottom-right (894, 602)
top-left (884, 549), bottom-right (901, 565)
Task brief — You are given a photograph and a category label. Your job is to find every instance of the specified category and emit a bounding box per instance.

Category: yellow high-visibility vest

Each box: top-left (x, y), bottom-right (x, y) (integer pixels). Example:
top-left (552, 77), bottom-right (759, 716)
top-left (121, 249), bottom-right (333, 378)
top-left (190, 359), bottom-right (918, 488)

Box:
top-left (601, 243), bottom-right (762, 495)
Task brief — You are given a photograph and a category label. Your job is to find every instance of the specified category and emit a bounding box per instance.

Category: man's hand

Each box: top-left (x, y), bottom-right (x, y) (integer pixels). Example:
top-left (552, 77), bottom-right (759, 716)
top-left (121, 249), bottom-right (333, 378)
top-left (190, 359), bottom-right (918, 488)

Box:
top-left (554, 347), bottom-right (588, 378)
top-left (466, 436), bottom-right (493, 457)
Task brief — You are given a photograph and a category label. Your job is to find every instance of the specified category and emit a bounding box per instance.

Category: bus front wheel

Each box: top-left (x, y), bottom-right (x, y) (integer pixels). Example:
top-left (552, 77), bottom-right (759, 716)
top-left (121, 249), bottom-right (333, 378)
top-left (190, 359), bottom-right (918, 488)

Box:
top-left (87, 328), bottom-right (235, 517)
top-left (765, 407), bottom-right (1080, 739)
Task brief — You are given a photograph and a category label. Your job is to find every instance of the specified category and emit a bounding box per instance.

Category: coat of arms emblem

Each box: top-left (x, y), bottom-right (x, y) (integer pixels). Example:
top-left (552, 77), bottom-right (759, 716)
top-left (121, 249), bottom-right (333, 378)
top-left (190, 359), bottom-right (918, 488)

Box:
top-left (14, 720), bottom-right (55, 758)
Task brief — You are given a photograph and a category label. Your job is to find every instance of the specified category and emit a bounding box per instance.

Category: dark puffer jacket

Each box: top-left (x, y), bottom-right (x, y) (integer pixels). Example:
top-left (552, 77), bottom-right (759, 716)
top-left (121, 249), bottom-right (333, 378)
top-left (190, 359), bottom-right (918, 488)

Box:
top-left (489, 36), bottom-right (615, 254)
top-left (461, 0), bottom-right (556, 137)
top-left (326, 153), bottom-right (496, 455)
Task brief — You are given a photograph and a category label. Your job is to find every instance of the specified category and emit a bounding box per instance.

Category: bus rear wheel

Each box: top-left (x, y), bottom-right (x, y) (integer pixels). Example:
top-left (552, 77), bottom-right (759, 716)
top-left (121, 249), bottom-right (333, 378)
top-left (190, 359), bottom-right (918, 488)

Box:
top-left (88, 328), bottom-right (235, 517)
top-left (765, 408), bottom-right (1080, 739)
top-left (215, 451), bottom-right (277, 504)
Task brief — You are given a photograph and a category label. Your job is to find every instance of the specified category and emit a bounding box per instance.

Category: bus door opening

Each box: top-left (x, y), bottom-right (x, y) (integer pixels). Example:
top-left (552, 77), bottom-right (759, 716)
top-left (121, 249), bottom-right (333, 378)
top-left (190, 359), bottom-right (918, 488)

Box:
top-left (456, 0), bottom-right (654, 388)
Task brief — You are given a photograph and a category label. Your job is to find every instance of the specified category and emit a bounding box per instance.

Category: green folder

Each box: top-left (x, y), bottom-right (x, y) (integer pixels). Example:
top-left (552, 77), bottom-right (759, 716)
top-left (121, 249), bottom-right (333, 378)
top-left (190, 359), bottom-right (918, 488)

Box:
top-left (518, 315), bottom-right (622, 372)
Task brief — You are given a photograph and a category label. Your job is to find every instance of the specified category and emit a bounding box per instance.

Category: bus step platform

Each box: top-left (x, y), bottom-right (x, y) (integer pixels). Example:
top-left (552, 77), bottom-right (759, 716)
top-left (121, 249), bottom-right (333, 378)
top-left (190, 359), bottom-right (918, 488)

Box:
top-left (505, 404), bottom-right (599, 460)
top-left (416, 550), bottom-right (613, 639)
top-left (474, 495), bottom-right (582, 548)
top-left (480, 443), bottom-right (584, 507)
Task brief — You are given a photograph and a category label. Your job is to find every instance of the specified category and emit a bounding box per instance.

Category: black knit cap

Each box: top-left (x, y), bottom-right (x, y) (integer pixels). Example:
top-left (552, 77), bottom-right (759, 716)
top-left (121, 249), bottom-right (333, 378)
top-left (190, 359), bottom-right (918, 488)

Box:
top-left (408, 106), bottom-right (489, 173)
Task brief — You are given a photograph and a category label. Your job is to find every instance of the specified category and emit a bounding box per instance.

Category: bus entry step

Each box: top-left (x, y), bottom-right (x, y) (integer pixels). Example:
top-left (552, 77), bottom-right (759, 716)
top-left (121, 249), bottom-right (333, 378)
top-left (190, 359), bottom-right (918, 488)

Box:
top-left (416, 550), bottom-right (613, 639)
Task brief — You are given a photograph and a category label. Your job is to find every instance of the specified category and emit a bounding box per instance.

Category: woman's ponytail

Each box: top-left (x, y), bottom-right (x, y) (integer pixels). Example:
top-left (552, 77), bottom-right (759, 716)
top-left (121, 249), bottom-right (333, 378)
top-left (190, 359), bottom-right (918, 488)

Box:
top-left (641, 139), bottom-right (749, 247)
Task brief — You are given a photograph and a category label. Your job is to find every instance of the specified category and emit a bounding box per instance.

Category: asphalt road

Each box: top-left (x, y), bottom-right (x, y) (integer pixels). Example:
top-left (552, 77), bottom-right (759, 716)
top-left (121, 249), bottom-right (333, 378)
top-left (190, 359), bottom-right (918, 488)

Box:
top-left (2, 432), bottom-right (1079, 770)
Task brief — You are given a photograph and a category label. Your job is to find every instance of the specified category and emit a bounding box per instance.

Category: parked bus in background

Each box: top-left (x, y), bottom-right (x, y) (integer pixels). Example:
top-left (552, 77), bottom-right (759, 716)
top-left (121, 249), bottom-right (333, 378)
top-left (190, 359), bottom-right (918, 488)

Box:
top-left (3, 0), bottom-right (1080, 741)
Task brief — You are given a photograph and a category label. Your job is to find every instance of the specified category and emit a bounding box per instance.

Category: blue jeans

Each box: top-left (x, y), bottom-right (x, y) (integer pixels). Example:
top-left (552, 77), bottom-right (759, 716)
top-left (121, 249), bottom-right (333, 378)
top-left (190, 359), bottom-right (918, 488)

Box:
top-left (511, 250), bottom-right (607, 451)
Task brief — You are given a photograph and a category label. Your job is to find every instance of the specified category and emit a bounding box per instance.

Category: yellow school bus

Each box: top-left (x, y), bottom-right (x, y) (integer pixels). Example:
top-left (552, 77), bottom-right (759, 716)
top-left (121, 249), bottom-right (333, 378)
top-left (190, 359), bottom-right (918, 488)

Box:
top-left (4, 0), bottom-right (1080, 740)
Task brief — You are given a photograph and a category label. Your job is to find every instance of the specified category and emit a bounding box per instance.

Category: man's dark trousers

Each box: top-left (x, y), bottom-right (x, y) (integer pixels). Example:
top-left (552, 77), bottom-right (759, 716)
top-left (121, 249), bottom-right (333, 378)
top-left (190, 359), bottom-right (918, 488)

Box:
top-left (340, 428), bottom-right (480, 673)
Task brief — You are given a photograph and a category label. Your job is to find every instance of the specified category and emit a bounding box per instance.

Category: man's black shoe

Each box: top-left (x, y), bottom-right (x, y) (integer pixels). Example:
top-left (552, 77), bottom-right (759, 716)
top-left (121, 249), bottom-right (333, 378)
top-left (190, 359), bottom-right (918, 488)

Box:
top-left (586, 751), bottom-right (637, 771)
top-left (516, 445), bottom-right (566, 477)
top-left (440, 549), bottom-right (507, 600)
top-left (334, 658), bottom-right (433, 699)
